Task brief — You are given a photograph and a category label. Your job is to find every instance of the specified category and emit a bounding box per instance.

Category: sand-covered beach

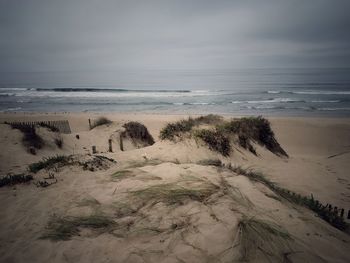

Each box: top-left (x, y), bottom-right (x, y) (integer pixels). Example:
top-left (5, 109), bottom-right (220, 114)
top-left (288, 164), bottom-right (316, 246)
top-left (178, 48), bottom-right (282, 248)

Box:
top-left (0, 112), bottom-right (349, 262)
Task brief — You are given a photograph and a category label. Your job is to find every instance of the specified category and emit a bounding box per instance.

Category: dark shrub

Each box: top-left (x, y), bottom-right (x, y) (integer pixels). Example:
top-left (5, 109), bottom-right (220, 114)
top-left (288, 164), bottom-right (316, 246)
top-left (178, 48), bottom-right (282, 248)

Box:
top-left (54, 137), bottom-right (63, 148)
top-left (194, 129), bottom-right (231, 156)
top-left (159, 118), bottom-right (196, 140)
top-left (218, 116), bottom-right (287, 157)
top-left (122, 121), bottom-right (155, 145)
top-left (9, 124), bottom-right (44, 153)
top-left (28, 155), bottom-right (71, 173)
top-left (0, 173), bottom-right (33, 187)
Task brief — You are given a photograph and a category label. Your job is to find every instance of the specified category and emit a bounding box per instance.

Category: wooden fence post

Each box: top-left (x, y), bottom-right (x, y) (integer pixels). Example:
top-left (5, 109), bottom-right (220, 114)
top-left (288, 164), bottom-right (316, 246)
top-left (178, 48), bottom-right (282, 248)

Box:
top-left (92, 146), bottom-right (97, 154)
top-left (340, 209), bottom-right (344, 218)
top-left (108, 139), bottom-right (113, 152)
top-left (89, 119), bottom-right (92, 130)
top-left (347, 210), bottom-right (350, 219)
top-left (119, 134), bottom-right (124, 151)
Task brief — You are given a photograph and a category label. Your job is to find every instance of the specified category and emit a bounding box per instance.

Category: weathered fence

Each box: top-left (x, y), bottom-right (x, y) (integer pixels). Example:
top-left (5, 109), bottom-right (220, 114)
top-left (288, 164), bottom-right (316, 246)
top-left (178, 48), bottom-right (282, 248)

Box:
top-left (4, 120), bottom-right (71, 134)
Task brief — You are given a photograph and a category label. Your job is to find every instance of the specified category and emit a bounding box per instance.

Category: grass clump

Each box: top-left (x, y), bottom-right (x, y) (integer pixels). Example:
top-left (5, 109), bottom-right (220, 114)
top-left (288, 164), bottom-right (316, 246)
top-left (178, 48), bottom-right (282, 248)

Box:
top-left (159, 115), bottom-right (223, 140)
top-left (131, 182), bottom-right (217, 205)
top-left (9, 123), bottom-right (44, 153)
top-left (196, 159), bottom-right (223, 167)
top-left (229, 165), bottom-right (348, 231)
top-left (160, 118), bottom-right (196, 140)
top-left (42, 214), bottom-right (115, 241)
top-left (0, 173), bottom-right (33, 187)
top-left (54, 137), bottom-right (63, 148)
top-left (28, 155), bottom-right (71, 173)
top-left (90, 117), bottom-right (112, 129)
top-left (237, 217), bottom-right (291, 261)
top-left (122, 121), bottom-right (155, 146)
top-left (194, 129), bottom-right (231, 156)
top-left (111, 170), bottom-right (135, 181)
top-left (218, 116), bottom-right (288, 157)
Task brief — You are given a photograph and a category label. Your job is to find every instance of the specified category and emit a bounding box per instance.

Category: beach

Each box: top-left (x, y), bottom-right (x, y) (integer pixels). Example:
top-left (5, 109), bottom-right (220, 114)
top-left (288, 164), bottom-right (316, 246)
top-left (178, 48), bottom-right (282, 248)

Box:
top-left (0, 112), bottom-right (349, 262)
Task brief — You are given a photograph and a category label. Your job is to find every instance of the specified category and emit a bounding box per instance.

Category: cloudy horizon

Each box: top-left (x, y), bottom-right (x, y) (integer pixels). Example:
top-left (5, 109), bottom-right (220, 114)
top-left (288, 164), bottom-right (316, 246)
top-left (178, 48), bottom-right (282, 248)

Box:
top-left (1, 0), bottom-right (350, 79)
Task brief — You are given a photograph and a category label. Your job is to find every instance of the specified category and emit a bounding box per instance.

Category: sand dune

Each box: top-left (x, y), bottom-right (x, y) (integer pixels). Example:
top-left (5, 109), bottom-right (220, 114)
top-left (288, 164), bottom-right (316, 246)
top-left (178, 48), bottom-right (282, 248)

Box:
top-left (0, 113), bottom-right (349, 262)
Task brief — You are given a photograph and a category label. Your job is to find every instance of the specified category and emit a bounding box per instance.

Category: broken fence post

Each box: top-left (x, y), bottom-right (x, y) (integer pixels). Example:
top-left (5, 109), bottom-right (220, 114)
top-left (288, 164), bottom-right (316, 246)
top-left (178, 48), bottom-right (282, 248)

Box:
top-left (347, 210), bottom-right (350, 220)
top-left (340, 208), bottom-right (344, 218)
top-left (89, 119), bottom-right (92, 130)
top-left (92, 145), bottom-right (97, 154)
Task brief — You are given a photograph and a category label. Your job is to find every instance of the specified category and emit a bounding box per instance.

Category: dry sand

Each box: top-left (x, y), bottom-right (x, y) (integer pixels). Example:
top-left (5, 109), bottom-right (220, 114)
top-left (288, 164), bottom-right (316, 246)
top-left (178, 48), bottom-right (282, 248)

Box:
top-left (0, 112), bottom-right (349, 262)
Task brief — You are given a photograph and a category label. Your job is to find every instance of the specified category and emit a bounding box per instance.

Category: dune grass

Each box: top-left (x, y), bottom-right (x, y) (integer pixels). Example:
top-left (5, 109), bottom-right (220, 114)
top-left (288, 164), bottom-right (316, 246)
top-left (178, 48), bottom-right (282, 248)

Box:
top-left (160, 115), bottom-right (287, 157)
top-left (0, 173), bottom-right (33, 187)
top-left (229, 165), bottom-right (348, 231)
top-left (194, 129), bottom-right (231, 156)
top-left (122, 121), bottom-right (155, 146)
top-left (196, 159), bottom-right (223, 167)
top-left (159, 114), bottom-right (223, 140)
top-left (8, 123), bottom-right (44, 153)
top-left (111, 170), bottom-right (135, 181)
top-left (131, 182), bottom-right (217, 205)
top-left (54, 137), bottom-right (63, 148)
top-left (90, 117), bottom-right (112, 129)
top-left (28, 155), bottom-right (71, 173)
top-left (217, 116), bottom-right (288, 157)
top-left (42, 214), bottom-right (116, 241)
top-left (237, 217), bottom-right (291, 261)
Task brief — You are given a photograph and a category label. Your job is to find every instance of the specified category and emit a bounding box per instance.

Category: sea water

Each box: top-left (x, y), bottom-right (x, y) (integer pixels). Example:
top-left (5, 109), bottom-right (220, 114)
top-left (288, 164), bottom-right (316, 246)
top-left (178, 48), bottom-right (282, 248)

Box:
top-left (0, 68), bottom-right (350, 116)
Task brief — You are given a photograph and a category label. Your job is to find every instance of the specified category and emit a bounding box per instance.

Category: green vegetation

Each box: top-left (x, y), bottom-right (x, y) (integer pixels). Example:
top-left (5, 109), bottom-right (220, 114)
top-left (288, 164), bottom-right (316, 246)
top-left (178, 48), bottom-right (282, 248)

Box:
top-left (160, 115), bottom-right (287, 157)
top-left (42, 214), bottom-right (115, 241)
top-left (218, 116), bottom-right (288, 157)
top-left (229, 165), bottom-right (348, 231)
top-left (159, 118), bottom-right (196, 140)
top-left (90, 117), bottom-right (112, 129)
top-left (159, 114), bottom-right (222, 140)
top-left (122, 121), bottom-right (155, 145)
top-left (0, 173), bottom-right (33, 187)
top-left (28, 155), bottom-right (70, 173)
top-left (237, 217), bottom-right (291, 261)
top-left (131, 182), bottom-right (217, 205)
top-left (194, 129), bottom-right (231, 156)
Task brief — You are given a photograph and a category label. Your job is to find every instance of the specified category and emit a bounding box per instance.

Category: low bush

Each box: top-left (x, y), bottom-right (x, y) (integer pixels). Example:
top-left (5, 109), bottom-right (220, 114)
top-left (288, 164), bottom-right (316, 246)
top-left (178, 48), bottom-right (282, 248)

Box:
top-left (194, 129), bottom-right (231, 156)
top-left (217, 116), bottom-right (288, 157)
top-left (122, 121), bottom-right (155, 145)
top-left (159, 115), bottom-right (223, 140)
top-left (28, 155), bottom-right (71, 173)
top-left (0, 173), bottom-right (33, 187)
top-left (159, 118), bottom-right (196, 140)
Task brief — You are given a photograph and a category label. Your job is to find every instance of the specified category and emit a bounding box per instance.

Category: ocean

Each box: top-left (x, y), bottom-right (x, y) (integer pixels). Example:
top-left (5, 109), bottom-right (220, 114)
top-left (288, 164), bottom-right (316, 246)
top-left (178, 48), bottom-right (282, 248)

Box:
top-left (1, 68), bottom-right (350, 117)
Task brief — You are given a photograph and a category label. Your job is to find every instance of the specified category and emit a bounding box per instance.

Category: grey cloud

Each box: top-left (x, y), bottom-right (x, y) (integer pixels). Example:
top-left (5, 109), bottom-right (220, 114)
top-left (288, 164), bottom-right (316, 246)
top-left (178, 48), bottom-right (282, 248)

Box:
top-left (0, 0), bottom-right (349, 75)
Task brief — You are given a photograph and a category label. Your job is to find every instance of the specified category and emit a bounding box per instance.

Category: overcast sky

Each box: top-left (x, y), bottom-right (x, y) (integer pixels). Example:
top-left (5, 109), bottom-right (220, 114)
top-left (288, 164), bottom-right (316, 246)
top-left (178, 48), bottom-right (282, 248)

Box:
top-left (1, 0), bottom-right (350, 74)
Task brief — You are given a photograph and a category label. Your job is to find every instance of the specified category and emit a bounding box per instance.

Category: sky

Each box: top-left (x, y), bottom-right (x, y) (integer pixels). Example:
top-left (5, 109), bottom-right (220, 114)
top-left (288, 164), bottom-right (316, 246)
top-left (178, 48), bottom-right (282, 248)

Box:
top-left (0, 0), bottom-right (350, 77)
